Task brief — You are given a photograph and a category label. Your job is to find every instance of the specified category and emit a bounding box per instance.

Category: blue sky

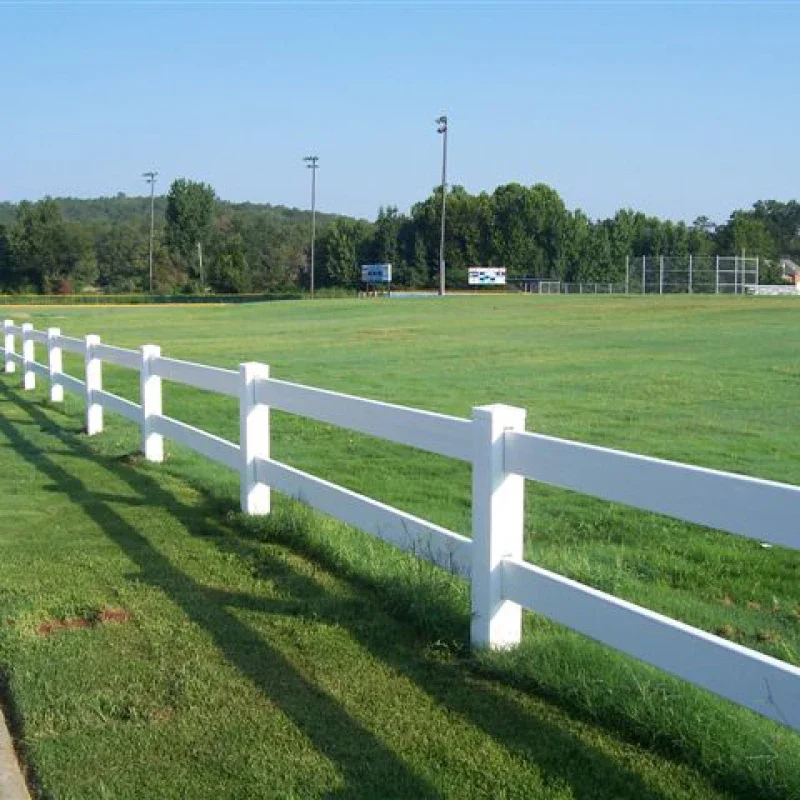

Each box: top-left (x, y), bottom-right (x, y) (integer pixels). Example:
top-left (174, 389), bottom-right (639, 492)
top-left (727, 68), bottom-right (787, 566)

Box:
top-left (1, 1), bottom-right (797, 223)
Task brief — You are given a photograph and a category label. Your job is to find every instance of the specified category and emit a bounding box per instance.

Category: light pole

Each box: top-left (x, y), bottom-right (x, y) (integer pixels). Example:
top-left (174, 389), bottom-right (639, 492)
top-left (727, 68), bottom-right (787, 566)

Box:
top-left (143, 171), bottom-right (158, 293)
top-left (436, 115), bottom-right (448, 296)
top-left (303, 155), bottom-right (319, 297)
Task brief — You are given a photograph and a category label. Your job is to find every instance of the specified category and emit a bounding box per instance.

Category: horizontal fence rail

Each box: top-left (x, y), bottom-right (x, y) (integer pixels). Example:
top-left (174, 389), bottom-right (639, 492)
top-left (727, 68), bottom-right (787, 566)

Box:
top-left (153, 355), bottom-right (239, 397)
top-left (94, 389), bottom-right (141, 424)
top-left (256, 457), bottom-right (472, 576)
top-left (94, 343), bottom-right (140, 371)
top-left (29, 361), bottom-right (48, 378)
top-left (1, 317), bottom-right (799, 733)
top-left (259, 378), bottom-right (474, 461)
top-left (152, 415), bottom-right (240, 470)
top-left (503, 558), bottom-right (800, 729)
top-left (55, 335), bottom-right (86, 355)
top-left (504, 430), bottom-right (800, 550)
top-left (58, 372), bottom-right (85, 396)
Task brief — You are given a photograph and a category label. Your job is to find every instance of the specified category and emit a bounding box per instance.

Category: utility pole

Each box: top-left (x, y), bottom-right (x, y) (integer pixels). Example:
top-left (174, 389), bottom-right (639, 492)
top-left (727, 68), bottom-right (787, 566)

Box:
top-left (436, 115), bottom-right (448, 296)
top-left (741, 248), bottom-right (746, 294)
top-left (197, 241), bottom-right (204, 290)
top-left (303, 155), bottom-right (319, 297)
top-left (625, 255), bottom-right (629, 294)
top-left (143, 171), bottom-right (158, 293)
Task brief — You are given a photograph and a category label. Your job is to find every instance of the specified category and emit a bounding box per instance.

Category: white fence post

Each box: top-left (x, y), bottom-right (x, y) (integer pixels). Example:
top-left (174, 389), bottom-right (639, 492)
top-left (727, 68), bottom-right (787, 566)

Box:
top-left (471, 403), bottom-right (527, 649)
top-left (47, 328), bottom-right (63, 403)
top-left (84, 334), bottom-right (103, 435)
top-left (239, 362), bottom-right (270, 515)
top-left (21, 323), bottom-right (34, 390)
top-left (140, 345), bottom-right (163, 462)
top-left (3, 320), bottom-right (15, 374)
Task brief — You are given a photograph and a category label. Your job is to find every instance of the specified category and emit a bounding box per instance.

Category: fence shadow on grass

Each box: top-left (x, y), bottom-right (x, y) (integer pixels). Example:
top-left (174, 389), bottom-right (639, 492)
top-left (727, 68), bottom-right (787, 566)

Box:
top-left (0, 390), bottom-right (440, 800)
top-left (0, 384), bottom-right (716, 800)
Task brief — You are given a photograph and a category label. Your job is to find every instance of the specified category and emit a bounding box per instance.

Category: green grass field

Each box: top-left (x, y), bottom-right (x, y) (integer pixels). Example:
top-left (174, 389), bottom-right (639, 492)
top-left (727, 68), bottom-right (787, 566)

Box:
top-left (0, 295), bottom-right (798, 799)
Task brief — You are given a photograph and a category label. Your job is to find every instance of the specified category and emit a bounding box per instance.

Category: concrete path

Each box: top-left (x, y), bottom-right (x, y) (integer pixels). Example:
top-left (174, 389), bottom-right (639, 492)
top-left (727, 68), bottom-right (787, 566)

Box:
top-left (0, 710), bottom-right (29, 800)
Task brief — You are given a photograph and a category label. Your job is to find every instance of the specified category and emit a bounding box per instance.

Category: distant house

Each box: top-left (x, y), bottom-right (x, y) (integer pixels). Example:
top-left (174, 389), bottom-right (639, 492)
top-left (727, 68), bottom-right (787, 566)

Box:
top-left (781, 258), bottom-right (799, 282)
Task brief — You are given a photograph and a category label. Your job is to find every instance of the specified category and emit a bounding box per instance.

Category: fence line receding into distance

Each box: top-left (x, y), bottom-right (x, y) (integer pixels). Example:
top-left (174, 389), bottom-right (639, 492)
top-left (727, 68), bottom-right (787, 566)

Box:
top-left (2, 318), bottom-right (799, 731)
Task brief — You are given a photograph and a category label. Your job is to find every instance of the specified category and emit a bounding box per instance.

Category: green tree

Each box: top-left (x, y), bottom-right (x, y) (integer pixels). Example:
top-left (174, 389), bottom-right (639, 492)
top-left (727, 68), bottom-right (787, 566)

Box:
top-left (689, 216), bottom-right (716, 257)
top-left (95, 220), bottom-right (149, 292)
top-left (8, 198), bottom-right (96, 292)
top-left (751, 200), bottom-right (800, 258)
top-left (371, 206), bottom-right (402, 264)
top-left (562, 210), bottom-right (592, 282)
top-left (319, 218), bottom-right (371, 288)
top-left (0, 224), bottom-right (12, 290)
top-left (208, 231), bottom-right (250, 293)
top-left (489, 183), bottom-right (571, 278)
top-left (717, 214), bottom-right (777, 261)
top-left (165, 179), bottom-right (216, 267)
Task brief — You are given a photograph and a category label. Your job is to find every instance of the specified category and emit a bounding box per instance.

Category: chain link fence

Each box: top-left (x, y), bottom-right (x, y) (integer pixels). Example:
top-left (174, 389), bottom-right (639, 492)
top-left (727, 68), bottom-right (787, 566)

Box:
top-left (624, 256), bottom-right (759, 294)
top-left (508, 257), bottom-right (760, 295)
top-left (513, 280), bottom-right (628, 294)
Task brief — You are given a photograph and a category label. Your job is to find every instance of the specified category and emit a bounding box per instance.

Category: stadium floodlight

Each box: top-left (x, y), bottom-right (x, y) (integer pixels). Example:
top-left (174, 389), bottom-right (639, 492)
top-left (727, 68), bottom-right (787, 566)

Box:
top-left (303, 155), bottom-right (319, 298)
top-left (436, 115), bottom-right (448, 296)
top-left (142, 171), bottom-right (158, 293)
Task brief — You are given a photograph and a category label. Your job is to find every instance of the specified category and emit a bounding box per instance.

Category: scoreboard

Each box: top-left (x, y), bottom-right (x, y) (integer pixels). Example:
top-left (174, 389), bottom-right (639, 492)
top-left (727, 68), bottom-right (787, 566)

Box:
top-left (468, 267), bottom-right (506, 286)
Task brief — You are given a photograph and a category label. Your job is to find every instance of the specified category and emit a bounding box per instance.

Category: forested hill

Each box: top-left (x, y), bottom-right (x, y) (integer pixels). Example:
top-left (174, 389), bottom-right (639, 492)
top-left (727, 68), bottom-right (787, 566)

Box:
top-left (0, 183), bottom-right (797, 294)
top-left (0, 190), bottom-right (349, 294)
top-left (0, 195), bottom-right (344, 228)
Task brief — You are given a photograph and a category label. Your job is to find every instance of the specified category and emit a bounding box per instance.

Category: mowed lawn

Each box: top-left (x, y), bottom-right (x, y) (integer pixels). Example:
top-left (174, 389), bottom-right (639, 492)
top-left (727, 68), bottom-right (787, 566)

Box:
top-left (0, 295), bottom-right (798, 799)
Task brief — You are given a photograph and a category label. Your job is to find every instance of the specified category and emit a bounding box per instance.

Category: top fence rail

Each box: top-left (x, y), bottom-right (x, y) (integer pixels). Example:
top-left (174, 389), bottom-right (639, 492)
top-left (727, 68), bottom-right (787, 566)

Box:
top-left (258, 378), bottom-right (474, 462)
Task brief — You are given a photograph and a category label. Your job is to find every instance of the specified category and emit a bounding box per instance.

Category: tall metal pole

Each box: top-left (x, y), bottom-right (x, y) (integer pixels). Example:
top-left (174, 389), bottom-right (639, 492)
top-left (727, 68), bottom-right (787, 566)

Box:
top-left (436, 115), bottom-right (448, 296)
top-left (303, 155), bottom-right (319, 297)
top-left (641, 255), bottom-right (646, 295)
top-left (688, 254), bottom-right (693, 294)
top-left (715, 255), bottom-right (720, 294)
top-left (143, 171), bottom-right (158, 293)
top-left (741, 249), bottom-right (746, 294)
top-left (625, 255), bottom-right (630, 294)
top-left (197, 241), bottom-right (204, 289)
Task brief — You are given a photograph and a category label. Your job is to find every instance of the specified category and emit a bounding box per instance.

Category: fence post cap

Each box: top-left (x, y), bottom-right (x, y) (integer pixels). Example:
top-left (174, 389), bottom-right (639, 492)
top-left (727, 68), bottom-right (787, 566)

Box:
top-left (472, 403), bottom-right (526, 421)
top-left (3, 319), bottom-right (12, 328)
top-left (21, 322), bottom-right (33, 331)
top-left (239, 362), bottom-right (269, 379)
top-left (47, 327), bottom-right (60, 336)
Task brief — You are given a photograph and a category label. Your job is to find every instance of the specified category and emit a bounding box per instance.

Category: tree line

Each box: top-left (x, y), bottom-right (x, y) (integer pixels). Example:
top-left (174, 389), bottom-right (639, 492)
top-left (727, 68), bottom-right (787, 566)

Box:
top-left (0, 180), bottom-right (796, 294)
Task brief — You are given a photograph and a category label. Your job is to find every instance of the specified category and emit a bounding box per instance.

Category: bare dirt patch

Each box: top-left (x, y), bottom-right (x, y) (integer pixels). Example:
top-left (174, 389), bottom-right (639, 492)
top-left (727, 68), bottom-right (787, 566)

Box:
top-left (37, 607), bottom-right (131, 637)
top-left (97, 607), bottom-right (131, 624)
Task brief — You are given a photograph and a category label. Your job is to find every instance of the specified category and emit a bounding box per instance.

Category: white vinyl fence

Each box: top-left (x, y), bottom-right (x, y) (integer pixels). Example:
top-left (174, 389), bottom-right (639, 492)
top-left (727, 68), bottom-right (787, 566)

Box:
top-left (2, 319), bottom-right (799, 731)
